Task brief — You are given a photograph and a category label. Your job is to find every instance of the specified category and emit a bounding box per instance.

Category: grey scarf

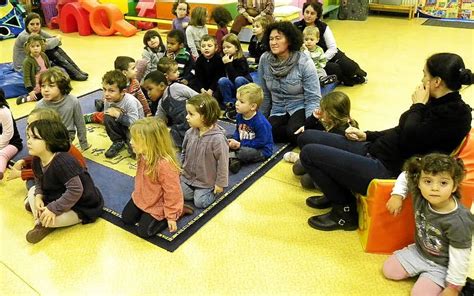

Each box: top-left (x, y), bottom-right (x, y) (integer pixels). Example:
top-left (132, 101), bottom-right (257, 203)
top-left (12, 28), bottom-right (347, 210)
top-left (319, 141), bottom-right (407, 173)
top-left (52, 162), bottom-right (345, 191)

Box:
top-left (269, 51), bottom-right (301, 78)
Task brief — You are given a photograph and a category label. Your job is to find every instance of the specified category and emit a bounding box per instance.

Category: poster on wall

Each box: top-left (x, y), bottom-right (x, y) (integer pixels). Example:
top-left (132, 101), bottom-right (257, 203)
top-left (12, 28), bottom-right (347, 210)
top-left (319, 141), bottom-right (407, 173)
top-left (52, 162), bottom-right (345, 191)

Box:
top-left (419, 0), bottom-right (474, 19)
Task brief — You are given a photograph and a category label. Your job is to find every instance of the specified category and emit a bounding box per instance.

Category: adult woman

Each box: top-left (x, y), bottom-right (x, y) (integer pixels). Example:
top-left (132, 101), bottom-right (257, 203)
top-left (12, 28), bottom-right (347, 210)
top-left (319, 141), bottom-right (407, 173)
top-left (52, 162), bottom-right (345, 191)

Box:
top-left (258, 21), bottom-right (321, 144)
top-left (294, 1), bottom-right (366, 86)
top-left (299, 53), bottom-right (473, 231)
top-left (230, 0), bottom-right (274, 36)
top-left (13, 13), bottom-right (88, 81)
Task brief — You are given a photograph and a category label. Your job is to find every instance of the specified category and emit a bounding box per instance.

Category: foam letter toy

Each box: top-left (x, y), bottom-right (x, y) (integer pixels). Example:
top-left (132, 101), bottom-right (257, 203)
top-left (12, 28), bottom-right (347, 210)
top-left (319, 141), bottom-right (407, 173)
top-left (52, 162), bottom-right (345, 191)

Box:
top-left (135, 0), bottom-right (155, 30)
top-left (80, 0), bottom-right (137, 36)
top-left (59, 1), bottom-right (92, 35)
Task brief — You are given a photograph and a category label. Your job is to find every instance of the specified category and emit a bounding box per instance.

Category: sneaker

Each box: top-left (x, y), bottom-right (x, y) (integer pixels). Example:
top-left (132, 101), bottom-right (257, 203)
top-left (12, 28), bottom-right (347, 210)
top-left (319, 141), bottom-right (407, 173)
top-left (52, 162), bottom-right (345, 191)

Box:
top-left (105, 141), bottom-right (125, 158)
top-left (182, 204), bottom-right (194, 216)
top-left (320, 74), bottom-right (338, 86)
top-left (84, 113), bottom-right (94, 124)
top-left (229, 158), bottom-right (241, 174)
top-left (283, 152), bottom-right (300, 163)
top-left (26, 224), bottom-right (55, 243)
top-left (94, 99), bottom-right (104, 112)
top-left (353, 75), bottom-right (367, 84)
top-left (16, 95), bottom-right (28, 105)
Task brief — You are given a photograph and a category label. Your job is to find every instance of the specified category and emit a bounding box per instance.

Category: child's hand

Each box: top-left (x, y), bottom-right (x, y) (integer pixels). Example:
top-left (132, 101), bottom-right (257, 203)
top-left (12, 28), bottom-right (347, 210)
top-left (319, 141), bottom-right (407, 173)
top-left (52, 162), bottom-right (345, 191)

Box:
top-left (180, 79), bottom-right (188, 85)
top-left (345, 127), bottom-right (366, 142)
top-left (39, 207), bottom-right (56, 227)
top-left (6, 166), bottom-right (21, 181)
top-left (313, 109), bottom-right (321, 119)
top-left (294, 126), bottom-right (305, 134)
top-left (222, 54), bottom-right (233, 64)
top-left (168, 220), bottom-right (177, 232)
top-left (386, 195), bottom-right (403, 216)
top-left (411, 82), bottom-right (430, 105)
top-left (28, 91), bottom-right (37, 101)
top-left (166, 51), bottom-right (175, 59)
top-left (247, 57), bottom-right (256, 64)
top-left (105, 107), bottom-right (122, 118)
top-left (228, 139), bottom-right (240, 149)
top-left (182, 22), bottom-right (189, 29)
top-left (214, 185), bottom-right (223, 194)
top-left (440, 286), bottom-right (460, 296)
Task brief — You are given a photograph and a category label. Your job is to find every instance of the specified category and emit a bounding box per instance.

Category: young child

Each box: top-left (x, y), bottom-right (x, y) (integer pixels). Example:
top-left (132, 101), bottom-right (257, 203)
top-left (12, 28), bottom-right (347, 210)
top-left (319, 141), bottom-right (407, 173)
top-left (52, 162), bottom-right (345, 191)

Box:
top-left (18, 35), bottom-right (50, 104)
top-left (302, 26), bottom-right (337, 86)
top-left (247, 16), bottom-right (270, 66)
top-left (34, 67), bottom-right (90, 151)
top-left (166, 30), bottom-right (194, 85)
top-left (157, 57), bottom-right (181, 84)
top-left (141, 30), bottom-right (166, 79)
top-left (102, 70), bottom-right (144, 158)
top-left (209, 6), bottom-right (233, 53)
top-left (122, 117), bottom-right (193, 237)
top-left (227, 83), bottom-right (273, 174)
top-left (287, 91), bottom-right (358, 189)
top-left (143, 70), bottom-right (198, 148)
top-left (384, 153), bottom-right (473, 295)
top-left (7, 108), bottom-right (86, 191)
top-left (186, 6), bottom-right (209, 60)
top-left (193, 35), bottom-right (225, 96)
top-left (24, 119), bottom-right (104, 243)
top-left (0, 88), bottom-right (22, 180)
top-left (171, 0), bottom-right (190, 33)
top-left (217, 33), bottom-right (252, 120)
top-left (181, 94), bottom-right (228, 208)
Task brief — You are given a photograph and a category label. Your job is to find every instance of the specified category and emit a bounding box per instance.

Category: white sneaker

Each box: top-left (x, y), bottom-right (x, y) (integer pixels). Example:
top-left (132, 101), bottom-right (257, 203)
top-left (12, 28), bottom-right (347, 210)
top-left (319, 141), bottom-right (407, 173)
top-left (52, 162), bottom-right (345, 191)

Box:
top-left (283, 152), bottom-right (300, 163)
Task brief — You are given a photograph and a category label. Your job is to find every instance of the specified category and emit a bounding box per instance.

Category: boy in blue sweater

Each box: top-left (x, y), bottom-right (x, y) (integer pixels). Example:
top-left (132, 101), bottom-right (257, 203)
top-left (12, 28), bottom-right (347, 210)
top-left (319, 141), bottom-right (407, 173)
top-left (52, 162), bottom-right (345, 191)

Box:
top-left (228, 83), bottom-right (273, 173)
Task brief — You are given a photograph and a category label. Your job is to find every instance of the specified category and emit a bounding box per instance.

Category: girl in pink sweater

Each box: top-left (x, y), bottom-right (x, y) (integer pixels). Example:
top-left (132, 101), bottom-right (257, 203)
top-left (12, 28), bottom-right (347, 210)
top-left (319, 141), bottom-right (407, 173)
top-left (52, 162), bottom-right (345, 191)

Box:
top-left (122, 117), bottom-right (190, 237)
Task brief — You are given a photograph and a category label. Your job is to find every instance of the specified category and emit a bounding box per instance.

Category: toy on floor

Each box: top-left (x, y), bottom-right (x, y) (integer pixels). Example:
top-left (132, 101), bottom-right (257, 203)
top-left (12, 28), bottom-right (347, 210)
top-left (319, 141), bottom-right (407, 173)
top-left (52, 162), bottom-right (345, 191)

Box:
top-left (0, 0), bottom-right (25, 40)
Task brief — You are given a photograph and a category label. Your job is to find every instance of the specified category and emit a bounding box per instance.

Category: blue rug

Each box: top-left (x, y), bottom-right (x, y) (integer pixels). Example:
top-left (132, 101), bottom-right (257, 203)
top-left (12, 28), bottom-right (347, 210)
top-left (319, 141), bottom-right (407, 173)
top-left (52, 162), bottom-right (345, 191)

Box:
top-left (15, 90), bottom-right (291, 251)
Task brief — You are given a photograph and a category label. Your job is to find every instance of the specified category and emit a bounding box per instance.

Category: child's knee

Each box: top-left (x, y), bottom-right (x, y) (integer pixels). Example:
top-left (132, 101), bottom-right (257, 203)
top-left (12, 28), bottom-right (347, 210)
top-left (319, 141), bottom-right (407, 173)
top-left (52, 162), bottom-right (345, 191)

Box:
top-left (382, 255), bottom-right (408, 280)
top-left (194, 193), bottom-right (214, 208)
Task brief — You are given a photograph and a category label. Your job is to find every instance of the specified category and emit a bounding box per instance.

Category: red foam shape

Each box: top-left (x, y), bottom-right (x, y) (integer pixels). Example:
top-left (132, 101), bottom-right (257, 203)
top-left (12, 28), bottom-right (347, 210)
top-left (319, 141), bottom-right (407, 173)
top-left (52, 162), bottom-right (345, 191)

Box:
top-left (136, 1), bottom-right (156, 17)
top-left (59, 2), bottom-right (92, 35)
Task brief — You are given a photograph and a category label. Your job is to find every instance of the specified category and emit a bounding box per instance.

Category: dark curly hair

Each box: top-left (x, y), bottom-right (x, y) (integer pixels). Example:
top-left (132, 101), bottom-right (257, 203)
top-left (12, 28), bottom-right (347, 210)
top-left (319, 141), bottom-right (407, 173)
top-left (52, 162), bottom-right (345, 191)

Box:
top-left (172, 0), bottom-right (190, 16)
top-left (102, 70), bottom-right (128, 91)
top-left (302, 0), bottom-right (323, 19)
top-left (210, 6), bottom-right (233, 28)
top-left (39, 67), bottom-right (73, 95)
top-left (262, 21), bottom-right (303, 53)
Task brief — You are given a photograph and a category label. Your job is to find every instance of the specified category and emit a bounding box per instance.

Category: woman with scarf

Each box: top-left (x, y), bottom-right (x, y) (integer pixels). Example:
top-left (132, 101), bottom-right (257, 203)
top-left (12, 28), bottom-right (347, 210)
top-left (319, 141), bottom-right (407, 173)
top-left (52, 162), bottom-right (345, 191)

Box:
top-left (258, 21), bottom-right (321, 144)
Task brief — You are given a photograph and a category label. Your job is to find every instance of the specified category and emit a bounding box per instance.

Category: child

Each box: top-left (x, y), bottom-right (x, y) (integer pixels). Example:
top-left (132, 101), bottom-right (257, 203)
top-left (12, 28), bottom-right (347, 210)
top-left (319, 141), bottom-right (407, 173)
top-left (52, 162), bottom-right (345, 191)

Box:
top-left (8, 108), bottom-right (86, 191)
top-left (166, 30), bottom-right (194, 85)
top-left (0, 88), bottom-right (22, 180)
top-left (181, 94), bottom-right (228, 208)
top-left (209, 6), bottom-right (233, 53)
top-left (34, 67), bottom-right (90, 151)
top-left (186, 6), bottom-right (209, 60)
top-left (247, 16), bottom-right (270, 66)
top-left (287, 91), bottom-right (358, 189)
top-left (157, 57), bottom-right (181, 84)
top-left (102, 70), bottom-right (144, 158)
top-left (122, 117), bottom-right (194, 237)
top-left (193, 35), bottom-right (225, 96)
top-left (18, 35), bottom-right (50, 105)
top-left (143, 70), bottom-right (198, 148)
top-left (217, 33), bottom-right (252, 120)
top-left (227, 83), bottom-right (273, 174)
top-left (302, 26), bottom-right (337, 86)
top-left (141, 30), bottom-right (166, 79)
top-left (171, 0), bottom-right (190, 33)
top-left (25, 119), bottom-right (103, 243)
top-left (384, 153), bottom-right (473, 295)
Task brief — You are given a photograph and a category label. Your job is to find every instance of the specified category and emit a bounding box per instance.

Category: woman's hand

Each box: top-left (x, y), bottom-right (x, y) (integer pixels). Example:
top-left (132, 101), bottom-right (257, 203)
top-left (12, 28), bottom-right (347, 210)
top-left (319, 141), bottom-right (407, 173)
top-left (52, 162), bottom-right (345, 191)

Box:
top-left (411, 82), bottom-right (430, 105)
top-left (313, 109), bottom-right (321, 119)
top-left (294, 126), bottom-right (305, 134)
top-left (214, 185), bottom-right (223, 194)
top-left (168, 220), bottom-right (177, 232)
top-left (222, 54), bottom-right (233, 64)
top-left (386, 195), bottom-right (403, 216)
top-left (39, 207), bottom-right (56, 227)
top-left (345, 127), bottom-right (366, 142)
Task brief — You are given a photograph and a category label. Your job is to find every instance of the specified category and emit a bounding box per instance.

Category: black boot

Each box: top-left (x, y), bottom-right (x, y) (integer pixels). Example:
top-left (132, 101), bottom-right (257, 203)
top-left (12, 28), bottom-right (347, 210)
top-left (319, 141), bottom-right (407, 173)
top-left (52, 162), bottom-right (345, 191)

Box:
top-left (61, 61), bottom-right (88, 81)
top-left (53, 47), bottom-right (88, 77)
top-left (308, 204), bottom-right (358, 231)
top-left (47, 48), bottom-right (87, 81)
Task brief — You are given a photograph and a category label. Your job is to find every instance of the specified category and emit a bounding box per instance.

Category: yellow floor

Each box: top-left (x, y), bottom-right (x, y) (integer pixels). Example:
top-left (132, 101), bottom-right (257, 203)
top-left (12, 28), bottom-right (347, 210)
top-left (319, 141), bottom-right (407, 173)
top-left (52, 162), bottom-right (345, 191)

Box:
top-left (0, 16), bottom-right (473, 295)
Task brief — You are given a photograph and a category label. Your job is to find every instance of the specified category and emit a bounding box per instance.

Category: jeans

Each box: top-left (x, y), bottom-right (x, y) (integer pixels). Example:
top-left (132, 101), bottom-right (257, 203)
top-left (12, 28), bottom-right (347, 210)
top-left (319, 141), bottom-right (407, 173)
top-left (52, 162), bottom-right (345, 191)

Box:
top-left (181, 180), bottom-right (215, 208)
top-left (233, 146), bottom-right (265, 163)
top-left (104, 114), bottom-right (130, 143)
top-left (218, 76), bottom-right (251, 105)
top-left (299, 130), bottom-right (394, 206)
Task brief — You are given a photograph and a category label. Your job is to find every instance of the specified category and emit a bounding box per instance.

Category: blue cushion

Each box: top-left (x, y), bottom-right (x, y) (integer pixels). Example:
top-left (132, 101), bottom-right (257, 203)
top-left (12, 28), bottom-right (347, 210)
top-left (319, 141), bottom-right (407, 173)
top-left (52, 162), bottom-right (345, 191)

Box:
top-left (0, 63), bottom-right (27, 98)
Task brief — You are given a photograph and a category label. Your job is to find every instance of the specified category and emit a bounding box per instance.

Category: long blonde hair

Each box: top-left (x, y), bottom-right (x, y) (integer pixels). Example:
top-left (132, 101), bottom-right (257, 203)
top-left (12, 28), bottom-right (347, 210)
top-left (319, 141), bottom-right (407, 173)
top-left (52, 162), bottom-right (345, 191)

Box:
top-left (130, 118), bottom-right (181, 181)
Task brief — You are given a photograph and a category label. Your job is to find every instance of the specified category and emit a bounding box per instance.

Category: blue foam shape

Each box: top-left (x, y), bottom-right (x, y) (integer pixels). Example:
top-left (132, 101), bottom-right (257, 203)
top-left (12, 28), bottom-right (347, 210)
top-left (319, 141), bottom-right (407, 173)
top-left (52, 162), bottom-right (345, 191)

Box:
top-left (0, 63), bottom-right (27, 98)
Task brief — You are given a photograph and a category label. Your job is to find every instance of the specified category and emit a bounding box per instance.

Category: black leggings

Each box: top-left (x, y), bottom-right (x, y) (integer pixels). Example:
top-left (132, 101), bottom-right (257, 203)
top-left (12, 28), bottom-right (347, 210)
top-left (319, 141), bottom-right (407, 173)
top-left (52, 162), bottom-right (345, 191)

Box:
top-left (325, 50), bottom-right (366, 86)
top-left (268, 109), bottom-right (305, 144)
top-left (122, 199), bottom-right (167, 238)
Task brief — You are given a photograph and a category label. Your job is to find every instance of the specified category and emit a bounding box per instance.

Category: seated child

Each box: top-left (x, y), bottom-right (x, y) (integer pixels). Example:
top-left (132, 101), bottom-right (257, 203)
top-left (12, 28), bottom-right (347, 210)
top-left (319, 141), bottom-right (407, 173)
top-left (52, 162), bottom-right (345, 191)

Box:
top-left (0, 88), bottom-right (22, 180)
top-left (247, 16), bottom-right (270, 66)
top-left (122, 117), bottom-right (193, 237)
top-left (34, 67), bottom-right (90, 151)
top-left (384, 153), bottom-right (473, 295)
top-left (186, 6), bottom-right (209, 60)
top-left (302, 26), bottom-right (337, 86)
top-left (143, 70), bottom-right (198, 148)
top-left (141, 30), bottom-right (166, 79)
top-left (25, 119), bottom-right (104, 244)
top-left (102, 70), bottom-right (144, 158)
top-left (18, 35), bottom-right (50, 104)
top-left (181, 94), bottom-right (228, 208)
top-left (171, 0), bottom-right (190, 34)
top-left (209, 6), bottom-right (233, 53)
top-left (193, 35), bottom-right (225, 96)
top-left (228, 83), bottom-right (273, 174)
top-left (166, 29), bottom-right (194, 85)
top-left (7, 108), bottom-right (86, 191)
top-left (157, 56), bottom-right (182, 85)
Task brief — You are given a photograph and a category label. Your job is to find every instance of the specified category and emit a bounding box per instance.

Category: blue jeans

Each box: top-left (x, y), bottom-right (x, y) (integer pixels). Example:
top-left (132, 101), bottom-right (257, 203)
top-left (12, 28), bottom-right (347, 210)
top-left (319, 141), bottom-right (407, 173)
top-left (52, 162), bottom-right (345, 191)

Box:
top-left (180, 180), bottom-right (215, 208)
top-left (218, 76), bottom-right (251, 105)
top-left (299, 130), bottom-right (394, 206)
top-left (232, 146), bottom-right (265, 163)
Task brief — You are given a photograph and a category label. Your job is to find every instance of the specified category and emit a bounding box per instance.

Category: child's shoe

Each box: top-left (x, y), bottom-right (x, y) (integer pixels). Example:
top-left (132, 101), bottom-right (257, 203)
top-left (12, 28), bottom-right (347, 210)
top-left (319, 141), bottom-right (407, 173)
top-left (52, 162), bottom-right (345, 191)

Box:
top-left (229, 158), bottom-right (241, 174)
top-left (182, 204), bottom-right (194, 216)
top-left (320, 74), bottom-right (338, 86)
top-left (283, 151), bottom-right (300, 163)
top-left (105, 141), bottom-right (125, 158)
top-left (94, 99), bottom-right (104, 112)
top-left (16, 95), bottom-right (29, 105)
top-left (83, 113), bottom-right (94, 124)
top-left (126, 142), bottom-right (136, 159)
top-left (26, 224), bottom-right (55, 243)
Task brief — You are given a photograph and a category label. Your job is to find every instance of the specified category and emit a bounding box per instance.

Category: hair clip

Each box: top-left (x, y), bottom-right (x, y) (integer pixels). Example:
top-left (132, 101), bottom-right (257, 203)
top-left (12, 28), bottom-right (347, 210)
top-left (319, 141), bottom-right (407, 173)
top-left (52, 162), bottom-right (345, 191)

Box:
top-left (199, 102), bottom-right (205, 108)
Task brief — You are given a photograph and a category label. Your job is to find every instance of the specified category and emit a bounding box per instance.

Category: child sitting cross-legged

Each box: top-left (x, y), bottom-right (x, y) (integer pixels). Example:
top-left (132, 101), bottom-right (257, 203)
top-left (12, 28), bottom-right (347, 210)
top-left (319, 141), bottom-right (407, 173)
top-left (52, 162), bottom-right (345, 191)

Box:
top-left (102, 70), bottom-right (144, 159)
top-left (227, 83), bottom-right (273, 174)
top-left (143, 70), bottom-right (198, 148)
top-left (193, 34), bottom-right (225, 96)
